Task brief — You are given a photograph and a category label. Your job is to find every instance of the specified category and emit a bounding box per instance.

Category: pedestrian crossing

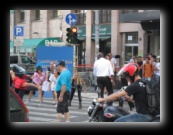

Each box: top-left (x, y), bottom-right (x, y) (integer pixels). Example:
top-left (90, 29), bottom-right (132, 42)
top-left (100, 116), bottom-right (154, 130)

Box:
top-left (23, 94), bottom-right (95, 122)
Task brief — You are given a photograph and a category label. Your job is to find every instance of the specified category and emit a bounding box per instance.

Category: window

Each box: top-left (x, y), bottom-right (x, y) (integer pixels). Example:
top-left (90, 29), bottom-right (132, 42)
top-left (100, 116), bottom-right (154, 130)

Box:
top-left (20, 10), bottom-right (25, 22)
top-left (10, 56), bottom-right (18, 63)
top-left (125, 32), bottom-right (138, 44)
top-left (21, 56), bottom-right (34, 64)
top-left (99, 10), bottom-right (111, 23)
top-left (121, 10), bottom-right (138, 14)
top-left (52, 10), bottom-right (63, 18)
top-left (75, 10), bottom-right (86, 25)
top-left (35, 10), bottom-right (40, 20)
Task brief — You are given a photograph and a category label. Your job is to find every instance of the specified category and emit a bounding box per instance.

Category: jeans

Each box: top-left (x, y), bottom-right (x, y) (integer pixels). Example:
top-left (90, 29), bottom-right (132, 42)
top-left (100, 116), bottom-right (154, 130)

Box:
top-left (114, 113), bottom-right (154, 122)
top-left (144, 78), bottom-right (151, 81)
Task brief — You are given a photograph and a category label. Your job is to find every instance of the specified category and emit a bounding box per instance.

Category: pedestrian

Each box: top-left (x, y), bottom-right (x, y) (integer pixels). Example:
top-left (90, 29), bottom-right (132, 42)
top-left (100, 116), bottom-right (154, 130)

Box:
top-left (155, 56), bottom-right (160, 82)
top-left (93, 52), bottom-right (115, 105)
top-left (137, 56), bottom-right (143, 78)
top-left (108, 52), bottom-right (117, 80)
top-left (42, 62), bottom-right (56, 97)
top-left (97, 63), bottom-right (156, 122)
top-left (10, 70), bottom-right (41, 92)
top-left (68, 73), bottom-right (86, 109)
top-left (48, 69), bottom-right (60, 105)
top-left (55, 61), bottom-right (72, 122)
top-left (142, 56), bottom-right (154, 81)
top-left (25, 66), bottom-right (46, 106)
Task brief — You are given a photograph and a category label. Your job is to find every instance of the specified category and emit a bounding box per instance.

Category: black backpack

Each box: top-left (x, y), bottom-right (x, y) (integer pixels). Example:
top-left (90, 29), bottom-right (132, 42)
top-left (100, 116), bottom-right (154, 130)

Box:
top-left (140, 78), bottom-right (160, 116)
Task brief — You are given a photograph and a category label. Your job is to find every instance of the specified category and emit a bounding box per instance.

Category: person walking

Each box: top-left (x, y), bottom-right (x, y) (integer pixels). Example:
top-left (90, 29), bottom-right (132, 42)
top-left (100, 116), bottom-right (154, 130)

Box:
top-left (55, 61), bottom-right (72, 122)
top-left (25, 66), bottom-right (45, 106)
top-left (48, 69), bottom-right (60, 105)
top-left (68, 73), bottom-right (86, 109)
top-left (93, 52), bottom-right (115, 105)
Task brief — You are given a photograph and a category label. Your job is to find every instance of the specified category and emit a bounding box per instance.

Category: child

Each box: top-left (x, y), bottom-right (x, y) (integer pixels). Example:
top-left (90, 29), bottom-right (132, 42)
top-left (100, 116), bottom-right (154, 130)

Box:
top-left (10, 70), bottom-right (41, 91)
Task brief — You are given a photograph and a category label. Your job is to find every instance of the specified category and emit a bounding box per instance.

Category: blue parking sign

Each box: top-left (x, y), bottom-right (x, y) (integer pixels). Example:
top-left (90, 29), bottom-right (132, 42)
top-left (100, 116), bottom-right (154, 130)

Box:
top-left (14, 26), bottom-right (24, 36)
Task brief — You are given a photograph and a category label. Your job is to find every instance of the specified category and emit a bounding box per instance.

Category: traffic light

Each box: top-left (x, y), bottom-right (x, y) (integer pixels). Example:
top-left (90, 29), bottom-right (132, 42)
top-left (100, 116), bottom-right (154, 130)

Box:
top-left (66, 27), bottom-right (78, 44)
top-left (71, 27), bottom-right (78, 44)
top-left (66, 28), bottom-right (72, 43)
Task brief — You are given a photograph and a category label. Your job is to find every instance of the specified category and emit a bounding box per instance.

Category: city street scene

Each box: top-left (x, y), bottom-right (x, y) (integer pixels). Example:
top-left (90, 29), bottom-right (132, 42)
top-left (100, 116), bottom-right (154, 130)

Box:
top-left (10, 10), bottom-right (160, 123)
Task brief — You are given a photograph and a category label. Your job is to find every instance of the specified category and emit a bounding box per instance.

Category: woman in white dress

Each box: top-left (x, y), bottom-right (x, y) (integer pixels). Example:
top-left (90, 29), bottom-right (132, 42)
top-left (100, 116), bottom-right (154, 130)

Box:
top-left (48, 69), bottom-right (60, 105)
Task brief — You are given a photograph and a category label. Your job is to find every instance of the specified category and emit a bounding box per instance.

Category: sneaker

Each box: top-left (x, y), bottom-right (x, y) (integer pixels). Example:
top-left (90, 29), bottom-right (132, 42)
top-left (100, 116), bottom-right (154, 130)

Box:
top-left (36, 99), bottom-right (40, 103)
top-left (53, 104), bottom-right (57, 107)
top-left (38, 102), bottom-right (42, 106)
top-left (24, 100), bottom-right (30, 104)
top-left (52, 100), bottom-right (56, 105)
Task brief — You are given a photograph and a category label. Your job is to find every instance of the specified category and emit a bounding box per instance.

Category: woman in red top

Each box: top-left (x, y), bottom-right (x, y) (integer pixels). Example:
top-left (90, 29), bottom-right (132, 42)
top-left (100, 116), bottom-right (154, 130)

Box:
top-left (10, 70), bottom-right (41, 91)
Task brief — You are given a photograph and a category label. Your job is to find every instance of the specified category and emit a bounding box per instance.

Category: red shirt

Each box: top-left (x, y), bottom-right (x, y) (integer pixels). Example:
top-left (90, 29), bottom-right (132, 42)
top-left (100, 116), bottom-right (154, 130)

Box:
top-left (13, 76), bottom-right (27, 89)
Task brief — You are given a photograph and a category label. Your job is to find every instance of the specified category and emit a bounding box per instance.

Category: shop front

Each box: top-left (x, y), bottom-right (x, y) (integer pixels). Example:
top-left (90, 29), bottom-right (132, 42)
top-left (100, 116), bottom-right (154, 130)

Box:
top-left (91, 24), bottom-right (111, 56)
top-left (10, 37), bottom-right (62, 56)
top-left (76, 25), bottom-right (86, 65)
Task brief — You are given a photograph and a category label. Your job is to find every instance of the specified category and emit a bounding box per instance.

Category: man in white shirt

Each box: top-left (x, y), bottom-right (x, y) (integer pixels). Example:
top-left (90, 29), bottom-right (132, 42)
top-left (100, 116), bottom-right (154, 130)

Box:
top-left (93, 52), bottom-right (115, 105)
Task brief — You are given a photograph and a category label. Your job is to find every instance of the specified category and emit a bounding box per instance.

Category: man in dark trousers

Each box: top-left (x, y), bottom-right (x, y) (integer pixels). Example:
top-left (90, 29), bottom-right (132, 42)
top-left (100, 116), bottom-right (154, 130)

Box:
top-left (93, 52), bottom-right (115, 105)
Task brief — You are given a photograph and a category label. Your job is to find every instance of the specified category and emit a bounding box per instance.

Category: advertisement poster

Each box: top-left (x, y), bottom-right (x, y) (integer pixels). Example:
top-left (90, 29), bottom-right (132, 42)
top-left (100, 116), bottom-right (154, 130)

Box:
top-left (35, 46), bottom-right (74, 98)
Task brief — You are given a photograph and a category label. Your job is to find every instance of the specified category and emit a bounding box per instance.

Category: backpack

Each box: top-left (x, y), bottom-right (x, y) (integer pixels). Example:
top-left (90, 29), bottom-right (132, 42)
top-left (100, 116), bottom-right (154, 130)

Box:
top-left (140, 79), bottom-right (160, 116)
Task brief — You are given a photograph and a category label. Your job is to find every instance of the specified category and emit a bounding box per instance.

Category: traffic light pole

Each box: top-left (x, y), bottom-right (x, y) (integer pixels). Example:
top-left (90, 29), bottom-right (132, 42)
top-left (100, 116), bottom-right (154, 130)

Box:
top-left (95, 10), bottom-right (99, 61)
top-left (94, 10), bottom-right (99, 87)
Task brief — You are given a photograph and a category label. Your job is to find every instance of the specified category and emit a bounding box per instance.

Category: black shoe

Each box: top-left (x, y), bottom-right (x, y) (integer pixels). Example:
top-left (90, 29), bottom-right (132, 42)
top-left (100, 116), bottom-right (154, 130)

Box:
top-left (79, 102), bottom-right (82, 109)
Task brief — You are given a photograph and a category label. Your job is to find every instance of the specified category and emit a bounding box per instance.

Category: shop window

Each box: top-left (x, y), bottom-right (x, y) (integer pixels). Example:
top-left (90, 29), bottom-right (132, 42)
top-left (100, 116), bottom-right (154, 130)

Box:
top-left (125, 32), bottom-right (138, 44)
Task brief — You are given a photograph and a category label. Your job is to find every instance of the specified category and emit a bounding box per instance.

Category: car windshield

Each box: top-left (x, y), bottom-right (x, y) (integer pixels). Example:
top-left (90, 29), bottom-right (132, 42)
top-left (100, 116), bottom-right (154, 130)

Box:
top-left (10, 93), bottom-right (22, 112)
top-left (20, 64), bottom-right (36, 73)
top-left (18, 65), bottom-right (26, 72)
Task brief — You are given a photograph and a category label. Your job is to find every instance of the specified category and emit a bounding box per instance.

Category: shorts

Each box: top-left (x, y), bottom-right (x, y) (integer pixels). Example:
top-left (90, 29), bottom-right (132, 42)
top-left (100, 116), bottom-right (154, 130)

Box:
top-left (56, 91), bottom-right (70, 114)
top-left (13, 77), bottom-right (27, 89)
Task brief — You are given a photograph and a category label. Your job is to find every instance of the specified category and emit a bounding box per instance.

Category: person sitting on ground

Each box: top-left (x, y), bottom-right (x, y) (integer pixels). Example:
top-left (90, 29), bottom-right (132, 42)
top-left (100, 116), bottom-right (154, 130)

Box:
top-left (10, 70), bottom-right (41, 91)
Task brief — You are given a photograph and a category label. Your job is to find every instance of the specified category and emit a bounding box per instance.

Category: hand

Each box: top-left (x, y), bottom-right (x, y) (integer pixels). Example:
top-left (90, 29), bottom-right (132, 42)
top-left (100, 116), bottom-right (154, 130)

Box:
top-left (97, 98), bottom-right (104, 103)
top-left (58, 96), bottom-right (63, 102)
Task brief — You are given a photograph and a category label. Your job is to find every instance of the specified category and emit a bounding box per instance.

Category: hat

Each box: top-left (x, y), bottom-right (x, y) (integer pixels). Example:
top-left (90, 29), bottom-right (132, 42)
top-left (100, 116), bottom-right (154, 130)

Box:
top-left (157, 56), bottom-right (160, 59)
top-left (57, 60), bottom-right (65, 66)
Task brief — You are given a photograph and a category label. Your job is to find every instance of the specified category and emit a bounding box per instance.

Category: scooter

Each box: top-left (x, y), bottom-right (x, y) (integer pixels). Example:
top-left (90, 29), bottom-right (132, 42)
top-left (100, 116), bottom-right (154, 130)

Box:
top-left (88, 87), bottom-right (160, 122)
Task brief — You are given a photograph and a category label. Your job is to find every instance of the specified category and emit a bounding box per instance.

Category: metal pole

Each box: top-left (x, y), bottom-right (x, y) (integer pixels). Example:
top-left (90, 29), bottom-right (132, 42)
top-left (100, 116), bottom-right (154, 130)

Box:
top-left (95, 10), bottom-right (99, 61)
top-left (94, 10), bottom-right (99, 88)
top-left (13, 10), bottom-right (16, 54)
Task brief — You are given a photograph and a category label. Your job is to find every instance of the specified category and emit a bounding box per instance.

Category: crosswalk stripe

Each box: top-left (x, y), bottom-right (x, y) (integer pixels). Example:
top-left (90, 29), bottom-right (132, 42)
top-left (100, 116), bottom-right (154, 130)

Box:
top-left (27, 106), bottom-right (88, 115)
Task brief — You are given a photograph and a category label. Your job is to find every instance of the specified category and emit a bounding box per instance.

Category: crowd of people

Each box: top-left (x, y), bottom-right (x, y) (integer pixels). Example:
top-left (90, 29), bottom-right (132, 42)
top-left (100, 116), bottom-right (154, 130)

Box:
top-left (10, 51), bottom-right (160, 122)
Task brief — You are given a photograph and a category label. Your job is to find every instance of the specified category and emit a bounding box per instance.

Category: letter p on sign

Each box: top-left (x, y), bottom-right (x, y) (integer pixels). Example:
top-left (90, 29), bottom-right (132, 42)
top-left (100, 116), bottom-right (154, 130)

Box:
top-left (14, 26), bottom-right (24, 36)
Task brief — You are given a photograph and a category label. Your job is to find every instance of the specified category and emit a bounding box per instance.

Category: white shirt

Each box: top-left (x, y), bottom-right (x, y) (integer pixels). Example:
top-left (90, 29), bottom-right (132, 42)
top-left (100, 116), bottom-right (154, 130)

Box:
top-left (93, 58), bottom-right (114, 77)
top-left (110, 57), bottom-right (117, 71)
top-left (49, 74), bottom-right (58, 91)
top-left (156, 62), bottom-right (160, 76)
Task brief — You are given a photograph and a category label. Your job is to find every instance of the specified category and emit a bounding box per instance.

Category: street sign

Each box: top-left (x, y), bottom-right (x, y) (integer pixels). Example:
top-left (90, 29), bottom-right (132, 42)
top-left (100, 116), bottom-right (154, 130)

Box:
top-left (14, 37), bottom-right (24, 46)
top-left (14, 26), bottom-right (24, 36)
top-left (65, 13), bottom-right (77, 26)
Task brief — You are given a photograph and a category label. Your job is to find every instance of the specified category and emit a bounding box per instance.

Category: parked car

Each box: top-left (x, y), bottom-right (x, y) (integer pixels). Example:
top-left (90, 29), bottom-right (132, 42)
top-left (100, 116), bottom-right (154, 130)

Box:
top-left (10, 87), bottom-right (29, 122)
top-left (10, 64), bottom-right (35, 98)
top-left (10, 54), bottom-right (36, 73)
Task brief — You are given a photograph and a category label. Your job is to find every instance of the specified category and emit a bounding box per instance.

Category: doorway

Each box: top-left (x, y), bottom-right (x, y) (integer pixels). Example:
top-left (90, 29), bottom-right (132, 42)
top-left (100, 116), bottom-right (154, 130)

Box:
top-left (124, 46), bottom-right (138, 64)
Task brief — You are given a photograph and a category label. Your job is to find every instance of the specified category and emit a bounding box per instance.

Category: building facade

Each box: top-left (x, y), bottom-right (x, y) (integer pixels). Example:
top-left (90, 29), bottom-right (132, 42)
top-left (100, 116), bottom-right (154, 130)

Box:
top-left (10, 10), bottom-right (160, 66)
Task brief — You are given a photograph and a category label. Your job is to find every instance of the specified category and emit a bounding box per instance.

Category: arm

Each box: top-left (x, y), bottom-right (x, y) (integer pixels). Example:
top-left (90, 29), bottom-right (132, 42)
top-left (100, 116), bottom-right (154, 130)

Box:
top-left (97, 90), bottom-right (128, 103)
top-left (59, 85), bottom-right (66, 102)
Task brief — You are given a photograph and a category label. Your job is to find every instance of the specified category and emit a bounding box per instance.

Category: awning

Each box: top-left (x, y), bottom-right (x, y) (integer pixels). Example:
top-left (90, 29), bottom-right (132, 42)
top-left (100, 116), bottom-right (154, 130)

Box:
top-left (91, 35), bottom-right (111, 40)
top-left (10, 37), bottom-right (63, 53)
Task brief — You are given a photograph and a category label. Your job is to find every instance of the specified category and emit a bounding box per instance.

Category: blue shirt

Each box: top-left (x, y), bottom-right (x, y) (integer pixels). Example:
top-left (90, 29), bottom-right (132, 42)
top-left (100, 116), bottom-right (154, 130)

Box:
top-left (56, 69), bottom-right (72, 92)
